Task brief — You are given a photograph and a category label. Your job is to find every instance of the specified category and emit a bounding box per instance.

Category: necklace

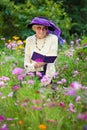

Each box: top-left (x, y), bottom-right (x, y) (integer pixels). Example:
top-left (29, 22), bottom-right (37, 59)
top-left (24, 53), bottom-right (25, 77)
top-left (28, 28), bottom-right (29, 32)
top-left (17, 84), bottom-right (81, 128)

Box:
top-left (35, 36), bottom-right (46, 51)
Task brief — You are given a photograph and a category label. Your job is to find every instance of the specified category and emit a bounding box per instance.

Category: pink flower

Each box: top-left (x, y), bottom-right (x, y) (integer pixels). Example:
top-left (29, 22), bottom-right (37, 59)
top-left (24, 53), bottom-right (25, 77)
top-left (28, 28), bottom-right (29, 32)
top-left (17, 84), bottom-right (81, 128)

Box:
top-left (70, 81), bottom-right (82, 90)
top-left (67, 89), bottom-right (76, 96)
top-left (41, 75), bottom-right (49, 83)
top-left (59, 101), bottom-right (66, 108)
top-left (26, 72), bottom-right (34, 77)
top-left (61, 78), bottom-right (67, 83)
top-left (31, 106), bottom-right (43, 110)
top-left (1, 124), bottom-right (8, 130)
top-left (36, 72), bottom-right (43, 77)
top-left (12, 68), bottom-right (23, 75)
top-left (0, 81), bottom-right (4, 87)
top-left (75, 96), bottom-right (81, 102)
top-left (0, 76), bottom-right (10, 82)
top-left (77, 113), bottom-right (84, 120)
top-left (32, 99), bottom-right (43, 104)
top-left (17, 75), bottom-right (24, 80)
top-left (6, 118), bottom-right (13, 121)
top-left (77, 113), bottom-right (87, 121)
top-left (0, 92), bottom-right (2, 96)
top-left (47, 102), bottom-right (58, 107)
top-left (21, 102), bottom-right (27, 106)
top-left (73, 70), bottom-right (79, 77)
top-left (28, 80), bottom-right (34, 85)
top-left (8, 92), bottom-right (13, 97)
top-left (0, 115), bottom-right (5, 121)
top-left (12, 85), bottom-right (19, 90)
top-left (84, 113), bottom-right (87, 120)
top-left (57, 81), bottom-right (62, 85)
top-left (69, 103), bottom-right (76, 112)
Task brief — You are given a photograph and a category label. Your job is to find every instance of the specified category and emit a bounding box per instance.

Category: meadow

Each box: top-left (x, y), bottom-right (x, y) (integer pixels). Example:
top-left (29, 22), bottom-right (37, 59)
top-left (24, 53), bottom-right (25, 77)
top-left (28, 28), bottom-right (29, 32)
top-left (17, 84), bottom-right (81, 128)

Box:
top-left (0, 36), bottom-right (87, 130)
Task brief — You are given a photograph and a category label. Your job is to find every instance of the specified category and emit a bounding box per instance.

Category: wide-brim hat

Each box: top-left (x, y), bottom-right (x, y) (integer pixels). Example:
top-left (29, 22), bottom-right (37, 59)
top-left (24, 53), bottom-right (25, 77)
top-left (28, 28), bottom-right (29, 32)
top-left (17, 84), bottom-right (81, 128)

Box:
top-left (28, 17), bottom-right (54, 31)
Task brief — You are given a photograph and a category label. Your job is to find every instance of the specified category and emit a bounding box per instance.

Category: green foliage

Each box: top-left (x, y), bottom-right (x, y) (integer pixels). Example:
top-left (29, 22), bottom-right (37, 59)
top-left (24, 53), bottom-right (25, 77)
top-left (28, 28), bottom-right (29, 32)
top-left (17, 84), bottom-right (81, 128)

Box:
top-left (0, 0), bottom-right (72, 39)
top-left (75, 46), bottom-right (87, 60)
top-left (60, 0), bottom-right (87, 36)
top-left (81, 36), bottom-right (87, 44)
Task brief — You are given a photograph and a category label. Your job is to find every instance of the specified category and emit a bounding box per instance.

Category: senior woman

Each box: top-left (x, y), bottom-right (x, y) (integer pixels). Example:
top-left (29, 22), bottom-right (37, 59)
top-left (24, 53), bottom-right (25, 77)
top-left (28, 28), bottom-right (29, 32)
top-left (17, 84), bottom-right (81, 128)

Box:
top-left (24, 16), bottom-right (61, 86)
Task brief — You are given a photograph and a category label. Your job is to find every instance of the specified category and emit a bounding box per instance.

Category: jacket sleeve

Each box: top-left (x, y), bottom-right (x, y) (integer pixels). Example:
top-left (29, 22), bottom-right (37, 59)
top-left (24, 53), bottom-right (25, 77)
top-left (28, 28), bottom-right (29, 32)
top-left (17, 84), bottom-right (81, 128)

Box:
top-left (46, 35), bottom-right (58, 79)
top-left (48, 35), bottom-right (58, 56)
top-left (24, 37), bottom-right (35, 72)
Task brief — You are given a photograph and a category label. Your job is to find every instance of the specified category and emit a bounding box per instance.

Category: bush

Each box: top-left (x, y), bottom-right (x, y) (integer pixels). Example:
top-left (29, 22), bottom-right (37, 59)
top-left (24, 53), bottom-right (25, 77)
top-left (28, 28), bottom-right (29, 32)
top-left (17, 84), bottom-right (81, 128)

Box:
top-left (0, 0), bottom-right (72, 39)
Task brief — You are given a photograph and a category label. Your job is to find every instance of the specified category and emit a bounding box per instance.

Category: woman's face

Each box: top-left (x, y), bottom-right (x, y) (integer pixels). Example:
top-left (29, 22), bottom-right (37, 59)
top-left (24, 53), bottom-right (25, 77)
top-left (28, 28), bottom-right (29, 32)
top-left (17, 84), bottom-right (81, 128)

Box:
top-left (35, 25), bottom-right (48, 39)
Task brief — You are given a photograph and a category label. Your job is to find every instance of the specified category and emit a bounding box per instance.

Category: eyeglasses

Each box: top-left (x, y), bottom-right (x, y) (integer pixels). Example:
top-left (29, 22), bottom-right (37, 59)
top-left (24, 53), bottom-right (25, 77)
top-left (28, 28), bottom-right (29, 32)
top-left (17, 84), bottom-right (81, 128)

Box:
top-left (36, 26), bottom-right (48, 31)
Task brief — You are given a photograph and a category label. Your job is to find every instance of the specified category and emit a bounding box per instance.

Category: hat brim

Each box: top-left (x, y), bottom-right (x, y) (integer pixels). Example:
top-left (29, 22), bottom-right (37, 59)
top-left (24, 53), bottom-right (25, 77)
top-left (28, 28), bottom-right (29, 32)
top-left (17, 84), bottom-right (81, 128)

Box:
top-left (28, 23), bottom-right (54, 31)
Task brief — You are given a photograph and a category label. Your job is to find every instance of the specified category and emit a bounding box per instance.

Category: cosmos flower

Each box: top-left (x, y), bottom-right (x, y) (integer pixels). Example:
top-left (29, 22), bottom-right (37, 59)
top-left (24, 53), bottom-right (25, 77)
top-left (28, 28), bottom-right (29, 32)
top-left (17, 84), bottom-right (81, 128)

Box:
top-left (12, 85), bottom-right (19, 90)
top-left (28, 80), bottom-right (34, 85)
top-left (75, 96), bottom-right (81, 102)
top-left (39, 124), bottom-right (47, 130)
top-left (36, 71), bottom-right (43, 77)
top-left (0, 81), bottom-right (4, 87)
top-left (12, 68), bottom-right (23, 75)
top-left (69, 103), bottom-right (76, 112)
top-left (17, 75), bottom-right (24, 80)
top-left (70, 81), bottom-right (82, 90)
top-left (0, 76), bottom-right (10, 82)
top-left (8, 92), bottom-right (13, 97)
top-left (0, 115), bottom-right (5, 121)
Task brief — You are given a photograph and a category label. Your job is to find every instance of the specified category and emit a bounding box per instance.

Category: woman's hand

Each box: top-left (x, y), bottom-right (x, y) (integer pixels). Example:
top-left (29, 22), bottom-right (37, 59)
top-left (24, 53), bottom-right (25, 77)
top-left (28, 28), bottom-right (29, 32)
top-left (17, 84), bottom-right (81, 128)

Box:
top-left (34, 62), bottom-right (46, 69)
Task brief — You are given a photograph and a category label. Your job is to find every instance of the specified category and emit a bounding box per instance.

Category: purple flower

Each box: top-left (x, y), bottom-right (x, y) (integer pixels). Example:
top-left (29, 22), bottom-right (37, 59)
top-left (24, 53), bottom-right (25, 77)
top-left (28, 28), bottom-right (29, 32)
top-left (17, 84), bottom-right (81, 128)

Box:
top-left (83, 125), bottom-right (87, 130)
top-left (31, 106), bottom-right (43, 110)
top-left (77, 113), bottom-right (84, 120)
top-left (41, 75), bottom-right (49, 83)
top-left (75, 96), bottom-right (81, 102)
top-left (17, 75), bottom-right (24, 80)
top-left (73, 70), bottom-right (79, 77)
top-left (36, 71), bottom-right (42, 77)
top-left (59, 101), bottom-right (66, 108)
top-left (69, 103), bottom-right (76, 112)
top-left (84, 114), bottom-right (87, 120)
top-left (26, 72), bottom-right (34, 77)
top-left (61, 78), bottom-right (66, 83)
top-left (0, 81), bottom-right (4, 87)
top-left (66, 52), bottom-right (73, 57)
top-left (0, 124), bottom-right (8, 130)
top-left (0, 76), bottom-right (10, 82)
top-left (21, 102), bottom-right (27, 106)
top-left (28, 80), bottom-right (34, 85)
top-left (8, 92), bottom-right (13, 97)
top-left (12, 85), bottom-right (19, 90)
top-left (6, 118), bottom-right (13, 121)
top-left (67, 89), bottom-right (76, 96)
top-left (0, 115), bottom-right (5, 121)
top-left (57, 81), bottom-right (62, 85)
top-left (70, 81), bottom-right (82, 90)
top-left (0, 92), bottom-right (2, 96)
top-left (77, 113), bottom-right (87, 121)
top-left (12, 68), bottom-right (23, 75)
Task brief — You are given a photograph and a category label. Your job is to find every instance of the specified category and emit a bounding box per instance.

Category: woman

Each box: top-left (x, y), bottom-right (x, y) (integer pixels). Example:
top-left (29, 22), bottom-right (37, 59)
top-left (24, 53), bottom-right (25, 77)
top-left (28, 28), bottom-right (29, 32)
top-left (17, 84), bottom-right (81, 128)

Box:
top-left (24, 16), bottom-right (61, 86)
